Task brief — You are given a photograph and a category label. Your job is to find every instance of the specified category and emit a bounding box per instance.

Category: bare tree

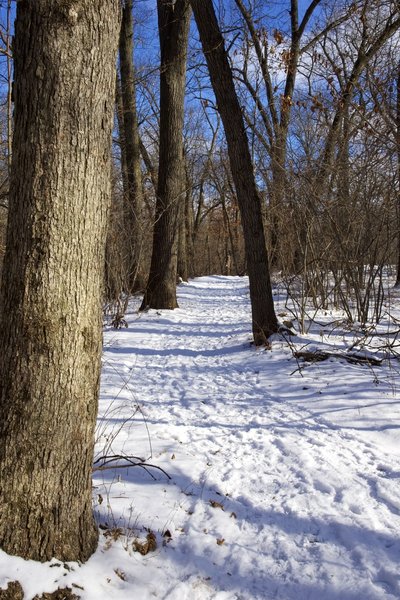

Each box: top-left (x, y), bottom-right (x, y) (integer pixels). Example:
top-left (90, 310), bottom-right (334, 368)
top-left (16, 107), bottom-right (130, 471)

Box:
top-left (319, 0), bottom-right (400, 179)
top-left (0, 0), bottom-right (120, 561)
top-left (190, 0), bottom-right (278, 343)
top-left (141, 0), bottom-right (191, 310)
top-left (233, 0), bottom-right (332, 266)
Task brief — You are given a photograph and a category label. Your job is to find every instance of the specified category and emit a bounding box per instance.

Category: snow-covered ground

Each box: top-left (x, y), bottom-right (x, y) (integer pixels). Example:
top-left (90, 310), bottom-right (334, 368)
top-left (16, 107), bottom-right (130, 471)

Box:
top-left (1, 275), bottom-right (400, 599)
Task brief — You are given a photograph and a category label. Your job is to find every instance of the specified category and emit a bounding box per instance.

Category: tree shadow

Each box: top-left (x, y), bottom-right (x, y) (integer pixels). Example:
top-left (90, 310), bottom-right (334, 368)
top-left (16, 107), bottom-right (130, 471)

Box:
top-left (94, 463), bottom-right (400, 600)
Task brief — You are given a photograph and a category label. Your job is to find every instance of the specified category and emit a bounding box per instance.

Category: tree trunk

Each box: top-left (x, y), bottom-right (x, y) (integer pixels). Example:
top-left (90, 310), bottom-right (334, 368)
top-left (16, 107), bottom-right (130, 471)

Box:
top-left (269, 141), bottom-right (286, 269)
top-left (395, 62), bottom-right (400, 288)
top-left (119, 0), bottom-right (144, 291)
top-left (115, 75), bottom-right (130, 208)
top-left (0, 0), bottom-right (120, 562)
top-left (6, 0), bottom-right (12, 178)
top-left (140, 0), bottom-right (191, 310)
top-left (104, 76), bottom-right (128, 304)
top-left (221, 193), bottom-right (240, 276)
top-left (190, 0), bottom-right (278, 343)
top-left (177, 184), bottom-right (189, 282)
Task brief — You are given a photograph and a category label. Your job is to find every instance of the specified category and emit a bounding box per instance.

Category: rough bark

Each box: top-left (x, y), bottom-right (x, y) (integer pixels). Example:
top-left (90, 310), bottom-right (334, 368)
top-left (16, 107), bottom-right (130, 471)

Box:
top-left (140, 0), bottom-right (191, 310)
top-left (119, 0), bottom-right (144, 291)
top-left (190, 0), bottom-right (278, 343)
top-left (0, 0), bottom-right (120, 562)
top-left (0, 581), bottom-right (24, 600)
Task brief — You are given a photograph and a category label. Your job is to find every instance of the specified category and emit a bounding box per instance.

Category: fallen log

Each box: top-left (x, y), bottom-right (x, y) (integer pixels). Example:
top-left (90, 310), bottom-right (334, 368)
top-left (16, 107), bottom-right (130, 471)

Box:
top-left (293, 350), bottom-right (382, 366)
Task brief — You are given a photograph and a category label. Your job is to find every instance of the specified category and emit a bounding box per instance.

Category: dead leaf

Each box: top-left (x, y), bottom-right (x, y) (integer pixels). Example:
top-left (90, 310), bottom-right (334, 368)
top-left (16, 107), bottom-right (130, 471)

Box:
top-left (273, 29), bottom-right (284, 44)
top-left (209, 500), bottom-right (224, 510)
top-left (103, 527), bottom-right (123, 541)
top-left (216, 538), bottom-right (225, 545)
top-left (132, 531), bottom-right (157, 555)
top-left (114, 568), bottom-right (127, 581)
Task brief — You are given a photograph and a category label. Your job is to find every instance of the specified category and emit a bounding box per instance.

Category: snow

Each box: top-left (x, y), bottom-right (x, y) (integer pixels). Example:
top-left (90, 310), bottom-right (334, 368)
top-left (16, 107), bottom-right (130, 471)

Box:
top-left (1, 275), bottom-right (400, 599)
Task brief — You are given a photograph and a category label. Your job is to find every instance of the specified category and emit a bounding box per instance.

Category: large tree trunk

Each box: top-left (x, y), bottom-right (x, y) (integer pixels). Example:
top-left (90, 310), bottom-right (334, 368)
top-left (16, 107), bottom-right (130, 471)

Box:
top-left (0, 0), bottom-right (120, 562)
top-left (140, 0), bottom-right (191, 310)
top-left (119, 0), bottom-right (144, 291)
top-left (190, 0), bottom-right (278, 344)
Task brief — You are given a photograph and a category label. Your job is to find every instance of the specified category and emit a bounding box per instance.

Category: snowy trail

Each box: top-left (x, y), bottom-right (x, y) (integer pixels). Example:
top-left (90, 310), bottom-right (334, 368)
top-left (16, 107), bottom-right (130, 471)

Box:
top-left (1, 275), bottom-right (399, 599)
top-left (95, 276), bottom-right (400, 600)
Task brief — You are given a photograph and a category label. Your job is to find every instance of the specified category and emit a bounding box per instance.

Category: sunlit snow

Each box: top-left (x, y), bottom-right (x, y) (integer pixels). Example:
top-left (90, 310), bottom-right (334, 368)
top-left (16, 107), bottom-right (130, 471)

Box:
top-left (1, 275), bottom-right (399, 599)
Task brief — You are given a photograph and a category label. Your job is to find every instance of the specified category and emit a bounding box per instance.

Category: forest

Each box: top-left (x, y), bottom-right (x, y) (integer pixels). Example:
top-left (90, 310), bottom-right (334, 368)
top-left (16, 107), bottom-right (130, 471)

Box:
top-left (0, 1), bottom-right (399, 599)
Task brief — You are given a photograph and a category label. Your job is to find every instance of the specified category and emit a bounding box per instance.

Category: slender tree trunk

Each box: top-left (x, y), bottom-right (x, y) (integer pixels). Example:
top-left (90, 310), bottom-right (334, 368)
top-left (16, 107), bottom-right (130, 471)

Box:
top-left (119, 0), bottom-right (144, 291)
top-left (185, 176), bottom-right (195, 277)
top-left (0, 1), bottom-right (120, 562)
top-left (6, 0), bottom-right (12, 177)
top-left (140, 0), bottom-right (191, 310)
top-left (177, 183), bottom-right (190, 282)
top-left (139, 135), bottom-right (158, 191)
top-left (177, 153), bottom-right (192, 281)
top-left (115, 75), bottom-right (129, 203)
top-left (221, 194), bottom-right (240, 276)
top-left (269, 142), bottom-right (286, 268)
top-left (104, 76), bottom-right (128, 304)
top-left (190, 0), bottom-right (278, 343)
top-left (336, 109), bottom-right (353, 277)
top-left (395, 62), bottom-right (400, 288)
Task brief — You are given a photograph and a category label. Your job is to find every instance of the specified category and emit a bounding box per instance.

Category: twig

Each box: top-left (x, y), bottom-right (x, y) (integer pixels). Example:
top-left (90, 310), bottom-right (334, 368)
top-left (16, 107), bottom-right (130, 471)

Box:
top-left (93, 454), bottom-right (171, 480)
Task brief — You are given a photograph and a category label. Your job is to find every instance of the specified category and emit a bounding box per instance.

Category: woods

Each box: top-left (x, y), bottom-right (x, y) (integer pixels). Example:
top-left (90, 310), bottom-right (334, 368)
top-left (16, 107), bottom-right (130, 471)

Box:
top-left (0, 0), bottom-right (399, 587)
top-left (101, 0), bottom-right (400, 329)
top-left (1, 2), bottom-right (400, 327)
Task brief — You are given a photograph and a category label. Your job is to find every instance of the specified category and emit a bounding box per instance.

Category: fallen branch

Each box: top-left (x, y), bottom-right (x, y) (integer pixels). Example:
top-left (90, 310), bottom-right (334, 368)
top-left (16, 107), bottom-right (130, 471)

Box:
top-left (93, 454), bottom-right (171, 480)
top-left (293, 350), bottom-right (382, 366)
